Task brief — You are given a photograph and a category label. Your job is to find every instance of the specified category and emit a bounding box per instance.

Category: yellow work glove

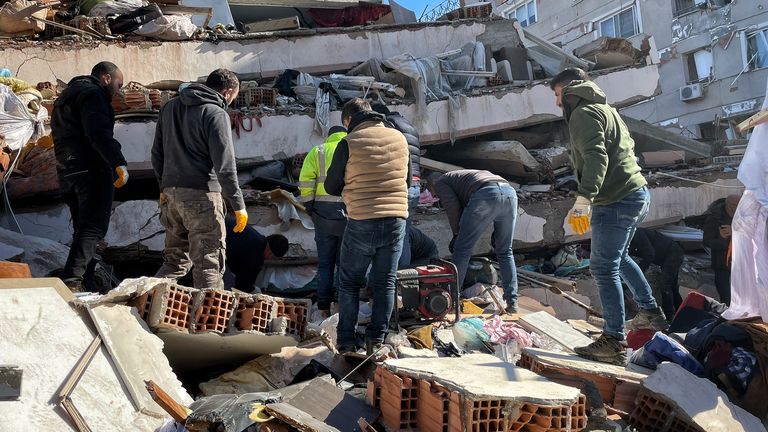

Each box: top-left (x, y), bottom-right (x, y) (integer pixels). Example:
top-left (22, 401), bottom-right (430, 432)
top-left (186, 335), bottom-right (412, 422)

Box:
top-left (114, 165), bottom-right (129, 188)
top-left (233, 209), bottom-right (248, 233)
top-left (568, 195), bottom-right (592, 235)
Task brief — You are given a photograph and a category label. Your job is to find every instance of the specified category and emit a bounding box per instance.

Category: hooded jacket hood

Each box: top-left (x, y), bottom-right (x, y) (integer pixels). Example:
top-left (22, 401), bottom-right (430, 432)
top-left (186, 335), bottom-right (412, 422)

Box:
top-left (179, 83), bottom-right (226, 109)
top-left (561, 80), bottom-right (607, 121)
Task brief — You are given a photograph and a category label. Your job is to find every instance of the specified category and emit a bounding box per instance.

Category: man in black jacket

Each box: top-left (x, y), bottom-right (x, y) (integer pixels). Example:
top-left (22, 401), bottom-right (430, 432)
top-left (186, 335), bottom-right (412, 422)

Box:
top-left (152, 69), bottom-right (247, 289)
top-left (52, 61), bottom-right (129, 292)
top-left (629, 228), bottom-right (685, 319)
top-left (371, 101), bottom-right (421, 268)
top-left (703, 195), bottom-right (740, 305)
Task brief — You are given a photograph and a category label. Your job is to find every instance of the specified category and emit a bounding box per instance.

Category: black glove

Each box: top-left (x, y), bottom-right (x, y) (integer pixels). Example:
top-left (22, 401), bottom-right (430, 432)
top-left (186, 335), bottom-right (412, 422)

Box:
top-left (449, 235), bottom-right (457, 254)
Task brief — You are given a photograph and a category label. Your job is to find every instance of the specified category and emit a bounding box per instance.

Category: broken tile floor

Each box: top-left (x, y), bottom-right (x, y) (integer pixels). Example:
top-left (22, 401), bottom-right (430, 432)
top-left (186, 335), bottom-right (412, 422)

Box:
top-left (0, 275), bottom-right (765, 432)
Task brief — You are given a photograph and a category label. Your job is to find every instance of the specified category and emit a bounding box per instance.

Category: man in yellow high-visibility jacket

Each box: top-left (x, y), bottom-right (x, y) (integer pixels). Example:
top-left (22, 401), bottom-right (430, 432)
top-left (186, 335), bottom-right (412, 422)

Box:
top-left (299, 125), bottom-right (348, 316)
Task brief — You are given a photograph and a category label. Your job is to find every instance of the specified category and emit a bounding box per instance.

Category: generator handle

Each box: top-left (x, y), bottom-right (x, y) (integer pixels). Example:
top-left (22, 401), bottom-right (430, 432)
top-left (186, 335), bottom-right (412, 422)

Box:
top-left (437, 259), bottom-right (461, 323)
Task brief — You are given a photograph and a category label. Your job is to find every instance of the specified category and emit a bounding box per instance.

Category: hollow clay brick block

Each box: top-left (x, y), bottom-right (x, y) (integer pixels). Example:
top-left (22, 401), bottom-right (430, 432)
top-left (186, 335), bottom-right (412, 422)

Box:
top-left (128, 289), bottom-right (154, 321)
top-left (231, 293), bottom-right (276, 333)
top-left (273, 297), bottom-right (311, 337)
top-left (192, 289), bottom-right (237, 334)
top-left (377, 368), bottom-right (419, 431)
top-left (146, 282), bottom-right (197, 332)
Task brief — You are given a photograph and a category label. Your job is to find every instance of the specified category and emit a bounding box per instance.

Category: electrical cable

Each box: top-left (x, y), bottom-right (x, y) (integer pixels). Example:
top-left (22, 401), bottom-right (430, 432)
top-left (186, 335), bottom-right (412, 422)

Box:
top-left (652, 171), bottom-right (744, 189)
top-left (2, 148), bottom-right (24, 234)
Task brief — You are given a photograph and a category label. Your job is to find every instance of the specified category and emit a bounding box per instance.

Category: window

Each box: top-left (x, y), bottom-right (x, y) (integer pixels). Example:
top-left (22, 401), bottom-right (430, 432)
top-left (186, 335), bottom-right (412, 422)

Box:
top-left (599, 5), bottom-right (640, 38)
top-left (674, 0), bottom-right (697, 17)
top-left (685, 49), bottom-right (713, 82)
top-left (746, 29), bottom-right (768, 70)
top-left (506, 1), bottom-right (537, 28)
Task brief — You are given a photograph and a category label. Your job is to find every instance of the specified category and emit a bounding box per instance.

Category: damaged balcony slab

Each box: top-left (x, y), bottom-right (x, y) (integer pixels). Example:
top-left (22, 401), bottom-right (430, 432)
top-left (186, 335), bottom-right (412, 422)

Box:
top-left (381, 353), bottom-right (582, 406)
top-left (4, 19), bottom-right (520, 85)
top-left (114, 64), bottom-right (660, 172)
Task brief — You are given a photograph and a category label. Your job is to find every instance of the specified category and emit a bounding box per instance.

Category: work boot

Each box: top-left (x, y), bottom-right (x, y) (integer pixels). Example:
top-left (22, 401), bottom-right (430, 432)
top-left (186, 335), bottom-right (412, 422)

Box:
top-left (504, 302), bottom-right (518, 315)
top-left (627, 307), bottom-right (669, 332)
top-left (574, 334), bottom-right (627, 366)
top-left (336, 342), bottom-right (357, 355)
top-left (63, 277), bottom-right (84, 293)
top-left (366, 339), bottom-right (384, 356)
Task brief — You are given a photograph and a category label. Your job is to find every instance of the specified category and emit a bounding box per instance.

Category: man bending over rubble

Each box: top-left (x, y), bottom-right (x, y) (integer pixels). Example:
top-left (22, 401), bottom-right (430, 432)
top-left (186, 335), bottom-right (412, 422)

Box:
top-left (52, 61), bottom-right (129, 292)
top-left (152, 69), bottom-right (247, 289)
top-left (427, 170), bottom-right (519, 314)
top-left (551, 67), bottom-right (666, 365)
top-left (325, 98), bottom-right (410, 355)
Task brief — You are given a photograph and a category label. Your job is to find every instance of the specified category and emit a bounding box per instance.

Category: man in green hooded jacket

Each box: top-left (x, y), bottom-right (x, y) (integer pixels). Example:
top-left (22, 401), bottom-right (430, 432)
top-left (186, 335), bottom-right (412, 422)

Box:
top-left (551, 68), bottom-right (666, 365)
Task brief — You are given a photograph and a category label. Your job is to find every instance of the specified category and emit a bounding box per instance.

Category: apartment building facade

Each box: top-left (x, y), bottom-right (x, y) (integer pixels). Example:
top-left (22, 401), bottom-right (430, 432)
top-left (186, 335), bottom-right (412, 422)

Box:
top-left (485, 0), bottom-right (768, 143)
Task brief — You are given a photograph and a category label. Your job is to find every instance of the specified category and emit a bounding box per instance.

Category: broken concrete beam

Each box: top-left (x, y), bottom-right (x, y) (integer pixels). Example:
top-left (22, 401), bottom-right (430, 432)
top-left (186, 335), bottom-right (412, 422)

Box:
top-left (87, 304), bottom-right (193, 417)
top-left (624, 116), bottom-right (711, 158)
top-left (573, 37), bottom-right (641, 70)
top-left (0, 227), bottom-right (68, 277)
top-left (518, 311), bottom-right (594, 353)
top-left (243, 16), bottom-right (300, 33)
top-left (436, 140), bottom-right (540, 179)
top-left (631, 363), bottom-right (766, 432)
top-left (642, 150), bottom-right (686, 168)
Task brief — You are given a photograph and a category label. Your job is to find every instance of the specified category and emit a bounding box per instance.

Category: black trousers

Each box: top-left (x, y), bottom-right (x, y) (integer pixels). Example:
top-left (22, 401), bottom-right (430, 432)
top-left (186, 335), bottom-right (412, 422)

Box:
top-left (60, 169), bottom-right (114, 285)
top-left (714, 268), bottom-right (731, 305)
top-left (659, 248), bottom-right (684, 318)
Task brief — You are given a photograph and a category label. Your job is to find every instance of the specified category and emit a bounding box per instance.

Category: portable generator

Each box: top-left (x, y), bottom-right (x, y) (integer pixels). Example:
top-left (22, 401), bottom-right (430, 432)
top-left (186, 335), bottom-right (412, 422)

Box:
top-left (394, 260), bottom-right (460, 324)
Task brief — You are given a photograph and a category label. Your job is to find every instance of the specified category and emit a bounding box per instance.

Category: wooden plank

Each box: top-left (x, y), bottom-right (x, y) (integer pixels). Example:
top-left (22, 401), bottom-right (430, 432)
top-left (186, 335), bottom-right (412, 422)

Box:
top-left (265, 403), bottom-right (342, 432)
top-left (518, 311), bottom-right (593, 353)
top-left (244, 16), bottom-right (300, 33)
top-left (145, 380), bottom-right (189, 423)
top-left (735, 108), bottom-right (768, 134)
top-left (284, 377), bottom-right (379, 431)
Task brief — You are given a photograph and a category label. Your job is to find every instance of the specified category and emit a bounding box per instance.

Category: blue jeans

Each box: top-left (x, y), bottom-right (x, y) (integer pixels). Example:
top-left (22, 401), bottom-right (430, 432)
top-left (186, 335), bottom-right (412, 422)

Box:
top-left (590, 186), bottom-right (658, 340)
top-left (452, 183), bottom-right (519, 304)
top-left (398, 185), bottom-right (421, 268)
top-left (337, 217), bottom-right (406, 345)
top-left (313, 215), bottom-right (346, 310)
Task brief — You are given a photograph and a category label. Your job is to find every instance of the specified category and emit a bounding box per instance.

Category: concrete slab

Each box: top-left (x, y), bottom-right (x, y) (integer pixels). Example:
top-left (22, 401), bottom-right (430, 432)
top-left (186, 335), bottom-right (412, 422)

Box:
top-left (87, 304), bottom-right (193, 417)
top-left (518, 311), bottom-right (594, 352)
top-left (0, 285), bottom-right (163, 431)
top-left (0, 227), bottom-right (69, 277)
top-left (11, 204), bottom-right (73, 246)
top-left (382, 353), bottom-right (581, 405)
top-left (642, 363), bottom-right (766, 432)
top-left (105, 200), bottom-right (165, 252)
top-left (0, 242), bottom-right (24, 262)
top-left (522, 348), bottom-right (647, 381)
top-left (158, 329), bottom-right (298, 372)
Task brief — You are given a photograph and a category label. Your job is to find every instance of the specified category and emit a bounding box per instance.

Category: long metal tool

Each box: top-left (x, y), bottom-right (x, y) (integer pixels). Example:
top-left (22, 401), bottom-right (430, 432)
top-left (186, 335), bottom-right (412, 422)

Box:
top-left (518, 273), bottom-right (602, 318)
top-left (335, 346), bottom-right (386, 388)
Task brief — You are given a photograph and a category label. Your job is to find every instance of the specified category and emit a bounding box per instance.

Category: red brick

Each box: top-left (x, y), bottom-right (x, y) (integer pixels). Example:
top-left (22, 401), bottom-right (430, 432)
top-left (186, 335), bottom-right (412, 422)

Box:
top-left (233, 294), bottom-right (275, 333)
top-left (128, 290), bottom-right (154, 321)
top-left (274, 299), bottom-right (309, 337)
top-left (147, 283), bottom-right (195, 332)
top-left (193, 289), bottom-right (236, 334)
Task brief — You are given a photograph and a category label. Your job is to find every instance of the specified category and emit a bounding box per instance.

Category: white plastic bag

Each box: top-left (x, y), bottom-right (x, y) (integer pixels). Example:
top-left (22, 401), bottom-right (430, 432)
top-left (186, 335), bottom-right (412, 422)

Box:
top-left (0, 84), bottom-right (46, 150)
top-left (135, 15), bottom-right (197, 41)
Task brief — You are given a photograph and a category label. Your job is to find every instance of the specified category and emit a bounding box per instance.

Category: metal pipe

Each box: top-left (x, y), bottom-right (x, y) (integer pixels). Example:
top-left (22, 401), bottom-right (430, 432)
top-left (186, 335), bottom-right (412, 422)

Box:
top-left (517, 268), bottom-right (577, 289)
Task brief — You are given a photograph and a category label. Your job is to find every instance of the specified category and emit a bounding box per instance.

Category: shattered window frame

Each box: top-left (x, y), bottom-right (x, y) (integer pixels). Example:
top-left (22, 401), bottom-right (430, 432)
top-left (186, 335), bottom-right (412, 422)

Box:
top-left (744, 28), bottom-right (768, 71)
top-left (598, 4), bottom-right (640, 39)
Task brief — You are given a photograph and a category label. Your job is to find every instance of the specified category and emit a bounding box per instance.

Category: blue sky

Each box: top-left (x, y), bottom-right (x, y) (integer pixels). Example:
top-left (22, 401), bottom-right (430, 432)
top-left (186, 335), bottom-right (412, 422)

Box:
top-left (391, 0), bottom-right (436, 17)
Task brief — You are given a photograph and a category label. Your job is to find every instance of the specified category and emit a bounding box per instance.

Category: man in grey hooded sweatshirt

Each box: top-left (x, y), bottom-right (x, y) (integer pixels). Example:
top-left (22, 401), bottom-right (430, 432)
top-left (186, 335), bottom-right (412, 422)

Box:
top-left (152, 68), bottom-right (247, 289)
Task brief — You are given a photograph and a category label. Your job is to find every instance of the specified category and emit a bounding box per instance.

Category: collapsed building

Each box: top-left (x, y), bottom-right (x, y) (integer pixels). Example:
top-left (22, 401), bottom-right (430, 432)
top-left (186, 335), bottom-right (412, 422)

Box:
top-left (0, 1), bottom-right (762, 431)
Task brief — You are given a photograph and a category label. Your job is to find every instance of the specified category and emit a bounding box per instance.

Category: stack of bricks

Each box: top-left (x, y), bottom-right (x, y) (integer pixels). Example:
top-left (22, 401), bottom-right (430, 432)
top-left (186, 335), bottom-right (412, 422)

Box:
top-left (274, 298), bottom-right (310, 337)
top-left (233, 81), bottom-right (278, 108)
top-left (146, 282), bottom-right (196, 332)
top-left (192, 289), bottom-right (237, 334)
top-left (132, 282), bottom-right (309, 339)
top-left (629, 390), bottom-right (703, 432)
top-left (518, 348), bottom-right (642, 414)
top-left (232, 294), bottom-right (276, 333)
top-left (368, 364), bottom-right (588, 432)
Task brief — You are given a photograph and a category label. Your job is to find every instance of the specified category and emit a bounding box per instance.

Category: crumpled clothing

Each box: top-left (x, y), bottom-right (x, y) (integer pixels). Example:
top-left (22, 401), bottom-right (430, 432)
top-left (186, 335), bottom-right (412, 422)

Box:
top-left (483, 315), bottom-right (532, 347)
top-left (728, 347), bottom-right (758, 393)
top-left (419, 189), bottom-right (440, 205)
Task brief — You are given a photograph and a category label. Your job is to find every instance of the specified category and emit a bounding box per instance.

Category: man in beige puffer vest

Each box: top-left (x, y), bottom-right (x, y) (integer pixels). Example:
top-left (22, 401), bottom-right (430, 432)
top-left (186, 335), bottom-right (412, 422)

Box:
top-left (325, 98), bottom-right (410, 355)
